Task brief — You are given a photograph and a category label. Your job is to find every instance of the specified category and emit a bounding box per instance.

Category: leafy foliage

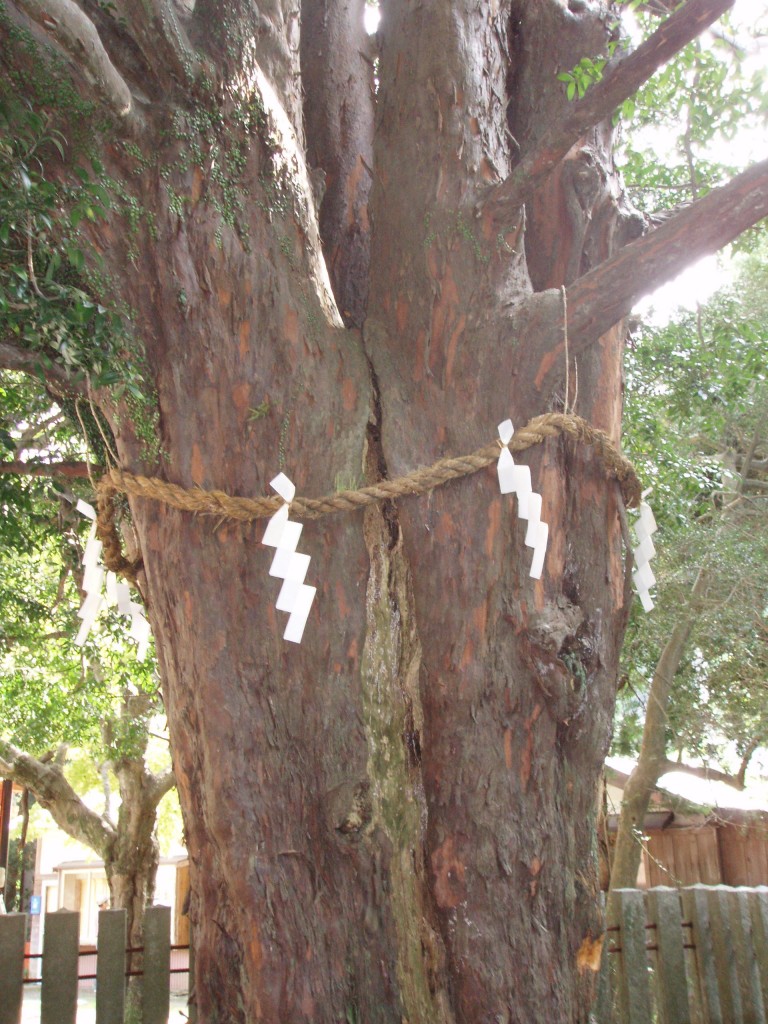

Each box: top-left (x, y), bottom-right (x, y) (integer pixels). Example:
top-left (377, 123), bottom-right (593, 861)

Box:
top-left (0, 376), bottom-right (159, 761)
top-left (616, 260), bottom-right (768, 772)
top-left (0, 96), bottom-right (128, 386)
top-left (617, 10), bottom-right (768, 217)
top-left (0, 68), bottom-right (161, 459)
top-left (0, 471), bottom-right (157, 757)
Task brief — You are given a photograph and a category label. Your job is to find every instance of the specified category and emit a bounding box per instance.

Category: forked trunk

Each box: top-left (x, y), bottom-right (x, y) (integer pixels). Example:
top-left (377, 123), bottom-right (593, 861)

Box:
top-left (103, 5), bottom-right (631, 1021)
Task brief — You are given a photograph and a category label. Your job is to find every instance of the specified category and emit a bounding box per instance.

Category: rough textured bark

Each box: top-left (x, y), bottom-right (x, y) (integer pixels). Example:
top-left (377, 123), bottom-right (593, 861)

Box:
top-left (3, 1), bottom-right (767, 1021)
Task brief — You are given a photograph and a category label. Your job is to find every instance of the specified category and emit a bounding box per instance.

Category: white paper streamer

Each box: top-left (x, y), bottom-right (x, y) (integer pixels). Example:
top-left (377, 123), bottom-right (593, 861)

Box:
top-left (632, 499), bottom-right (657, 612)
top-left (262, 474), bottom-right (316, 644)
top-left (74, 502), bottom-right (151, 659)
top-left (497, 419), bottom-right (549, 579)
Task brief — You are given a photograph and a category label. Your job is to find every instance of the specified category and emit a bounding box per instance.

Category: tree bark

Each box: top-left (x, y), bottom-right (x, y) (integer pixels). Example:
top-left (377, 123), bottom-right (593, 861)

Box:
top-left (3, 0), bottom-right (766, 1021)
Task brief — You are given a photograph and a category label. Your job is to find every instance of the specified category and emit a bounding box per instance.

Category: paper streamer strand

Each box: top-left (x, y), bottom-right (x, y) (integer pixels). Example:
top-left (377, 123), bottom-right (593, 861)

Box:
top-left (496, 420), bottom-right (548, 579)
top-left (93, 413), bottom-right (641, 583)
top-left (262, 473), bottom-right (317, 644)
top-left (73, 500), bottom-right (152, 659)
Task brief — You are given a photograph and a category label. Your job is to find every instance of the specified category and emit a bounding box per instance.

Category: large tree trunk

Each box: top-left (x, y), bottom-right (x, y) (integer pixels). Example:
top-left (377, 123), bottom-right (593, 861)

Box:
top-left (3, 0), bottom-right (767, 1021)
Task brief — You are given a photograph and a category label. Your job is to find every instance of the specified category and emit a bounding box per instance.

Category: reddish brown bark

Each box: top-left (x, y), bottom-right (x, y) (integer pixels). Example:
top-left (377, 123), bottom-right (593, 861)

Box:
top-left (487, 0), bottom-right (735, 213)
top-left (3, 1), bottom-right (766, 1021)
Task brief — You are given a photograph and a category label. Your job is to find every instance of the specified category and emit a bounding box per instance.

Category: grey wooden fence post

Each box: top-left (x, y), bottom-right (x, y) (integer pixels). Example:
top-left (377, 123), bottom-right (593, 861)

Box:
top-left (0, 913), bottom-right (26, 1024)
top-left (681, 885), bottom-right (724, 1024)
top-left (96, 908), bottom-right (127, 1024)
top-left (647, 887), bottom-right (690, 1024)
top-left (726, 888), bottom-right (766, 1024)
top-left (751, 887), bottom-right (768, 1015)
top-left (40, 909), bottom-right (79, 1024)
top-left (187, 930), bottom-right (197, 1024)
top-left (592, 893), bottom-right (614, 1024)
top-left (614, 888), bottom-right (653, 1024)
top-left (143, 905), bottom-right (171, 1024)
top-left (708, 885), bottom-right (746, 1022)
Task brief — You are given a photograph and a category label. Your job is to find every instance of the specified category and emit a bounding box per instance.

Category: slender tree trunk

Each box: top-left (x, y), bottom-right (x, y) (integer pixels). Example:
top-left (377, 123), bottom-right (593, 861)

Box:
top-left (609, 569), bottom-right (710, 889)
top-left (108, 760), bottom-right (162, 948)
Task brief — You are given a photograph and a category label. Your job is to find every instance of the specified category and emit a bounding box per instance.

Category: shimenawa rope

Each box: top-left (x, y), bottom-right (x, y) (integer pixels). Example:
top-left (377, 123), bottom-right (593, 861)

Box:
top-left (95, 412), bottom-right (641, 581)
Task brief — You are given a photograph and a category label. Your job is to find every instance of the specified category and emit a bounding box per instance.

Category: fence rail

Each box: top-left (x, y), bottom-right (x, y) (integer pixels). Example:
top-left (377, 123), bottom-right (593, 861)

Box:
top-left (0, 906), bottom-right (195, 1024)
top-left (593, 885), bottom-right (768, 1023)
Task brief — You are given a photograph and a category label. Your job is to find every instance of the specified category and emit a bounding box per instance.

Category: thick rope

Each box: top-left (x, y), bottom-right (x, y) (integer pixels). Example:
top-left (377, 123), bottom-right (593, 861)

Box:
top-left (95, 412), bottom-right (641, 579)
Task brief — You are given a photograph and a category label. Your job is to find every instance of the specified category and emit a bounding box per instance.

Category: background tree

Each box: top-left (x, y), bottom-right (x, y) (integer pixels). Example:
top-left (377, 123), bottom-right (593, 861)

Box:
top-left (1, 1), bottom-right (768, 1021)
top-left (607, 14), bottom-right (768, 888)
top-left (0, 383), bottom-right (174, 945)
top-left (610, 254), bottom-right (768, 887)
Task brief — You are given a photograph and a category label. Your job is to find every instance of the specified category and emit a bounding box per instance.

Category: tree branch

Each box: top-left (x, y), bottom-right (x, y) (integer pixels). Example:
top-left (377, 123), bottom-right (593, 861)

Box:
top-left (11, 0), bottom-right (134, 123)
top-left (659, 757), bottom-right (747, 791)
top-left (149, 767), bottom-right (176, 806)
top-left (737, 737), bottom-right (760, 788)
top-left (0, 459), bottom-right (99, 479)
top-left (565, 157), bottom-right (768, 356)
top-left (0, 738), bottom-right (115, 858)
top-left (483, 0), bottom-right (734, 216)
top-left (0, 340), bottom-right (88, 398)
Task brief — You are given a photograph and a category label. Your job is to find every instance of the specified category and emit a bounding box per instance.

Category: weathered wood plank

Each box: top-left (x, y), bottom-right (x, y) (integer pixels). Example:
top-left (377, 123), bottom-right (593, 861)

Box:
top-left (96, 909), bottom-right (126, 1024)
top-left (647, 887), bottom-right (690, 1024)
top-left (708, 885), bottom-right (746, 1021)
top-left (681, 885), bottom-right (723, 1024)
top-left (142, 905), bottom-right (171, 1024)
top-left (40, 910), bottom-right (79, 1024)
top-left (727, 888), bottom-right (766, 1024)
top-left (613, 888), bottom-right (653, 1024)
top-left (751, 888), bottom-right (768, 1015)
top-left (0, 913), bottom-right (26, 1024)
top-left (592, 893), bottom-right (615, 1024)
top-left (187, 931), bottom-right (198, 1024)
top-left (698, 829), bottom-right (723, 885)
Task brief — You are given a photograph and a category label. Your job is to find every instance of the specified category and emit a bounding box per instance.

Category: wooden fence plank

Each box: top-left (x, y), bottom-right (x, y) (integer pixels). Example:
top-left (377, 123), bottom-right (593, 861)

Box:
top-left (40, 910), bottom-right (79, 1024)
top-left (96, 909), bottom-right (127, 1024)
top-left (708, 885), bottom-right (746, 1022)
top-left (143, 904), bottom-right (171, 1024)
top-left (681, 885), bottom-right (723, 1024)
top-left (727, 888), bottom-right (766, 1024)
top-left (613, 889), bottom-right (653, 1024)
top-left (592, 894), bottom-right (614, 1024)
top-left (187, 933), bottom-right (197, 1024)
top-left (0, 913), bottom-right (26, 1024)
top-left (751, 888), bottom-right (768, 1015)
top-left (647, 887), bottom-right (690, 1024)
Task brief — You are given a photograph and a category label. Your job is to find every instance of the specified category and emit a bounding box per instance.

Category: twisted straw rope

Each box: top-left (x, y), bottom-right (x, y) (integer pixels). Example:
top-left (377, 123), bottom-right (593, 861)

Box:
top-left (95, 412), bottom-right (641, 581)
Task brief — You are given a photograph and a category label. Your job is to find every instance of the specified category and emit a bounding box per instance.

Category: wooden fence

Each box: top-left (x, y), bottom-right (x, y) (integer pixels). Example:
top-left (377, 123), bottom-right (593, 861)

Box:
top-left (0, 906), bottom-right (194, 1024)
top-left (3, 887), bottom-right (767, 1023)
top-left (593, 885), bottom-right (768, 1024)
